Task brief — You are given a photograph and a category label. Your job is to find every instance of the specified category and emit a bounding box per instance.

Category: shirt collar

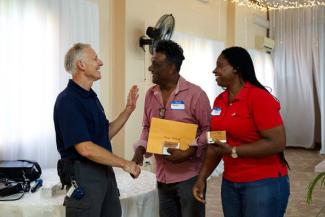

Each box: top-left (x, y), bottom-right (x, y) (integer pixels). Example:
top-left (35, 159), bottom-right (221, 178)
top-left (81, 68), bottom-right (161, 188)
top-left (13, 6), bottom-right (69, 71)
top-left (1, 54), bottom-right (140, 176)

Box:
top-left (222, 82), bottom-right (253, 103)
top-left (152, 75), bottom-right (190, 96)
top-left (68, 79), bottom-right (97, 98)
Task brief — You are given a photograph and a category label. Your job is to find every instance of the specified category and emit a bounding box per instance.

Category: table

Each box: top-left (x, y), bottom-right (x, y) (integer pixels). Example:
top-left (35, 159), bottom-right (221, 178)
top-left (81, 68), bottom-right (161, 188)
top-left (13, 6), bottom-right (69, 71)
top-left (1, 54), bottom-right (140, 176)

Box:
top-left (0, 168), bottom-right (159, 217)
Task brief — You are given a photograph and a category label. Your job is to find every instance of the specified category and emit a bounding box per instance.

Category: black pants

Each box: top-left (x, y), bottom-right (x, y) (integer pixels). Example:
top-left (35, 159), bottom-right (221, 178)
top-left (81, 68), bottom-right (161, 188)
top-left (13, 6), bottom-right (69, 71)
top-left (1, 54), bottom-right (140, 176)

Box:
top-left (157, 176), bottom-right (206, 217)
top-left (64, 160), bottom-right (121, 217)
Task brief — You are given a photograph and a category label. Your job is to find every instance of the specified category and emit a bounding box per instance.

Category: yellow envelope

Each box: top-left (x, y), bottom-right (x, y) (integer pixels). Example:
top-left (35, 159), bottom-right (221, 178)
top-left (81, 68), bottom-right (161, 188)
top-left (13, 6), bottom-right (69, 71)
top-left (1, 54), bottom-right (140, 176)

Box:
top-left (207, 131), bottom-right (226, 143)
top-left (147, 117), bottom-right (198, 155)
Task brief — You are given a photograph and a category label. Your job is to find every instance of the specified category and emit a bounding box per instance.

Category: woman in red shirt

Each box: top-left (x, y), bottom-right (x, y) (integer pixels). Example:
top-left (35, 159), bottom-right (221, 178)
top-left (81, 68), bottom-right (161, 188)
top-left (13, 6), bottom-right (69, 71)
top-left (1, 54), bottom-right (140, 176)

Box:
top-left (192, 47), bottom-right (290, 217)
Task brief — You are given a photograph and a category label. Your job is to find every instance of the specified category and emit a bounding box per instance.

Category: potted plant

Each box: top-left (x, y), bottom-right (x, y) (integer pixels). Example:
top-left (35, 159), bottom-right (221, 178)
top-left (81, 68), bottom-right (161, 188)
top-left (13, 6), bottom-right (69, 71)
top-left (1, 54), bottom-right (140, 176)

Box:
top-left (307, 172), bottom-right (325, 204)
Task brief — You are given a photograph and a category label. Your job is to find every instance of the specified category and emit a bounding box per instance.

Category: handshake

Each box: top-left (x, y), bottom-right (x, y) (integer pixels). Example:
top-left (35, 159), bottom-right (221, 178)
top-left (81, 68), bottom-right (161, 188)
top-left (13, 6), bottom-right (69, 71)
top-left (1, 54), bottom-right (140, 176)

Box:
top-left (123, 160), bottom-right (141, 179)
top-left (123, 146), bottom-right (147, 179)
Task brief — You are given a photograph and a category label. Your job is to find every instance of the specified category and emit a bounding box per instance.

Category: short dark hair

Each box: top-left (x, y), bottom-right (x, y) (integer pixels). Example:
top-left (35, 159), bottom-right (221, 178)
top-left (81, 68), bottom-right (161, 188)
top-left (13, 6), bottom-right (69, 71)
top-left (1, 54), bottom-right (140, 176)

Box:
top-left (221, 46), bottom-right (267, 92)
top-left (154, 40), bottom-right (185, 72)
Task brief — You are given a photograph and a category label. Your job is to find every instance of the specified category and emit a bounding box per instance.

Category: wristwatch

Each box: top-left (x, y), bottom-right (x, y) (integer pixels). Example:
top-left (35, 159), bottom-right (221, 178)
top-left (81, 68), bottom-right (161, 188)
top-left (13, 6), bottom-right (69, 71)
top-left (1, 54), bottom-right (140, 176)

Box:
top-left (231, 147), bottom-right (238, 158)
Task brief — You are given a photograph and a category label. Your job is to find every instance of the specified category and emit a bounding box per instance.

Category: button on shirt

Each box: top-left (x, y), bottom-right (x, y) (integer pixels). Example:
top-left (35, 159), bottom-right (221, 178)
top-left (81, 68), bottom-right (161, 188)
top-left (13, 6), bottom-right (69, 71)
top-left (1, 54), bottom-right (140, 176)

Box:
top-left (210, 82), bottom-right (288, 182)
top-left (54, 79), bottom-right (112, 159)
top-left (134, 76), bottom-right (211, 184)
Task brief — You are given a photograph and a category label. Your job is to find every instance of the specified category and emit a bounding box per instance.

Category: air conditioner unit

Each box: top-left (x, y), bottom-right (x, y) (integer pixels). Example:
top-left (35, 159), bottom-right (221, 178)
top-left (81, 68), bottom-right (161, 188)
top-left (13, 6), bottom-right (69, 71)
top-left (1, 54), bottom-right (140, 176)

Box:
top-left (254, 16), bottom-right (269, 29)
top-left (255, 36), bottom-right (275, 53)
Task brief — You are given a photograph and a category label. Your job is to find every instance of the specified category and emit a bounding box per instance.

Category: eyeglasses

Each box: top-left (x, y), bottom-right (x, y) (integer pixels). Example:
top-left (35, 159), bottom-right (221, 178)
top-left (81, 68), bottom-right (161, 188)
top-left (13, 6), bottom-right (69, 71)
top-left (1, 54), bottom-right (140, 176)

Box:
top-left (159, 107), bottom-right (166, 119)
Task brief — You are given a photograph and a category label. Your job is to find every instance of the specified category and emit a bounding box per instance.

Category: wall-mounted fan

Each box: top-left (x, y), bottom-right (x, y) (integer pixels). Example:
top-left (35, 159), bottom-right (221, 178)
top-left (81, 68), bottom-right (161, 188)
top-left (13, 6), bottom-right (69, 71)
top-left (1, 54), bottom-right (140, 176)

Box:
top-left (139, 14), bottom-right (175, 54)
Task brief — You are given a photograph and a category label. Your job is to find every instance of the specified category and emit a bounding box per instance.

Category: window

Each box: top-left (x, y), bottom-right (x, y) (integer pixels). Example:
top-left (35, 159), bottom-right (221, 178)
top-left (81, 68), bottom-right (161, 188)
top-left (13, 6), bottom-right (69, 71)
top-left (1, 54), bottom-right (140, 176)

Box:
top-left (173, 32), bottom-right (225, 106)
top-left (0, 0), bottom-right (99, 168)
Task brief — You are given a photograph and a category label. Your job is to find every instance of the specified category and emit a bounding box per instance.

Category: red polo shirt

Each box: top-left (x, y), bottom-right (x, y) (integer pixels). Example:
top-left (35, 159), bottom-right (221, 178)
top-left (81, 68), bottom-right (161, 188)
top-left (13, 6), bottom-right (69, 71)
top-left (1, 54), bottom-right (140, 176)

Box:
top-left (211, 82), bottom-right (288, 182)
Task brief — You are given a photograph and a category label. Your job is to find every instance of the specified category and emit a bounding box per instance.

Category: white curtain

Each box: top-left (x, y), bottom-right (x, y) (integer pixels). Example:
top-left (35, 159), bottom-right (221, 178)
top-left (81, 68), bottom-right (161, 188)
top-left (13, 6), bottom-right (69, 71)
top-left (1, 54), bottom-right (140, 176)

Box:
top-left (173, 32), bottom-right (225, 106)
top-left (249, 49), bottom-right (276, 95)
top-left (311, 7), bottom-right (325, 154)
top-left (0, 0), bottom-right (99, 168)
top-left (270, 6), bottom-right (325, 151)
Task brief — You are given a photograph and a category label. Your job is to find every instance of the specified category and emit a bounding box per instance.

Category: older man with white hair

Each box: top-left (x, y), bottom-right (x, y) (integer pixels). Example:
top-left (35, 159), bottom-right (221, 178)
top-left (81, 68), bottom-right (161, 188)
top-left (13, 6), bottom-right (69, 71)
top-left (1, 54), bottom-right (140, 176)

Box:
top-left (54, 43), bottom-right (140, 217)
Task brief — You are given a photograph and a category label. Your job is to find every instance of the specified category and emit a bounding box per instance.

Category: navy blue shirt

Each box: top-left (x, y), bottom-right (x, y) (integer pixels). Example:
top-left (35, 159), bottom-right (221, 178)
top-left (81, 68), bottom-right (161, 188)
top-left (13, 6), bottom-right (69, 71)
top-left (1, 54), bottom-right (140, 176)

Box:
top-left (54, 79), bottom-right (112, 159)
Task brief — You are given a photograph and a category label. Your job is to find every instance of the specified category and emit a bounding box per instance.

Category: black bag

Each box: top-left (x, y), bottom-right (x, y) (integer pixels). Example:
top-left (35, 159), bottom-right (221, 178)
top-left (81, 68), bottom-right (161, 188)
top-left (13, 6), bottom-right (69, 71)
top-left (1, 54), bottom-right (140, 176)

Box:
top-left (0, 182), bottom-right (24, 197)
top-left (0, 160), bottom-right (42, 182)
top-left (0, 160), bottom-right (41, 201)
top-left (57, 158), bottom-right (73, 188)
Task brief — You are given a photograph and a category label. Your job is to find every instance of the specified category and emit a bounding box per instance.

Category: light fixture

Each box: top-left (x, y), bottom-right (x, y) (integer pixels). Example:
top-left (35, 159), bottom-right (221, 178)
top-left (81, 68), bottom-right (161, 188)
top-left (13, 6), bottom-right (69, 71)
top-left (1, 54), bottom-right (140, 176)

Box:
top-left (229, 0), bottom-right (325, 11)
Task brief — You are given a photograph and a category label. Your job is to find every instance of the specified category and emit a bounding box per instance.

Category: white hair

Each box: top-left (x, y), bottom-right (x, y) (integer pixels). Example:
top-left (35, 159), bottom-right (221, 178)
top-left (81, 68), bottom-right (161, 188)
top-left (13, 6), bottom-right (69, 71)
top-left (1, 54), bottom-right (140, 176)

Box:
top-left (64, 43), bottom-right (91, 74)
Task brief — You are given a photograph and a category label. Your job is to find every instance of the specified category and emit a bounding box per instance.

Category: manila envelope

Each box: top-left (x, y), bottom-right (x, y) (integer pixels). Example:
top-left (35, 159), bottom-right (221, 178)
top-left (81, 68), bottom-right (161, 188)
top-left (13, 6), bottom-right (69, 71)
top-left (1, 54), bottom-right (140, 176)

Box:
top-left (147, 117), bottom-right (198, 155)
top-left (207, 131), bottom-right (227, 144)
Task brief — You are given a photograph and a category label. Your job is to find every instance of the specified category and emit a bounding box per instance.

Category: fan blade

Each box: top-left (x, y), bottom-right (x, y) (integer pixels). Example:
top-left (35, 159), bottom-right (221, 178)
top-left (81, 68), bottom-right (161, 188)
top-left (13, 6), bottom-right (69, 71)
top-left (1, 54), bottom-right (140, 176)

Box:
top-left (155, 14), bottom-right (175, 40)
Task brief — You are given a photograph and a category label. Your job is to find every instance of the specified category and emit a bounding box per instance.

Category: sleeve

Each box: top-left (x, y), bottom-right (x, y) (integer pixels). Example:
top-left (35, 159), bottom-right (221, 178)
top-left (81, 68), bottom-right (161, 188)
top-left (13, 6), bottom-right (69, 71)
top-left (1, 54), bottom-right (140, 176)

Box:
top-left (133, 91), bottom-right (151, 150)
top-left (56, 98), bottom-right (91, 149)
top-left (189, 91), bottom-right (211, 157)
top-left (250, 90), bottom-right (283, 131)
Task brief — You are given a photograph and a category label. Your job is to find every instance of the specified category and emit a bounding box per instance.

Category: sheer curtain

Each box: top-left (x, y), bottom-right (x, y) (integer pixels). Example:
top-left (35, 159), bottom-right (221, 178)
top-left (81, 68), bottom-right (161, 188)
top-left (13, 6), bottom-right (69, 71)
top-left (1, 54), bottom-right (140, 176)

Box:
top-left (0, 0), bottom-right (99, 168)
top-left (249, 50), bottom-right (276, 95)
top-left (311, 7), bottom-right (325, 154)
top-left (173, 32), bottom-right (225, 106)
top-left (270, 7), bottom-right (325, 150)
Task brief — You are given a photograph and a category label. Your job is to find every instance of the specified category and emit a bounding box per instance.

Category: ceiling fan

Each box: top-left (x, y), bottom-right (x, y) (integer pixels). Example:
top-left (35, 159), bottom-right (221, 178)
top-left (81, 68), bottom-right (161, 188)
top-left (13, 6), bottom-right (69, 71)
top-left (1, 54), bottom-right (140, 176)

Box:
top-left (139, 14), bottom-right (175, 54)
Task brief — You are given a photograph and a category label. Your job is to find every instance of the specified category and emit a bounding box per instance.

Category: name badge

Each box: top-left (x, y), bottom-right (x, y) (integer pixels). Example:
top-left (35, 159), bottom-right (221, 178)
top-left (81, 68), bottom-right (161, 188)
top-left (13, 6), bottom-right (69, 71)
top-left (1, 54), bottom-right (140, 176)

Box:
top-left (171, 100), bottom-right (185, 110)
top-left (211, 107), bottom-right (221, 116)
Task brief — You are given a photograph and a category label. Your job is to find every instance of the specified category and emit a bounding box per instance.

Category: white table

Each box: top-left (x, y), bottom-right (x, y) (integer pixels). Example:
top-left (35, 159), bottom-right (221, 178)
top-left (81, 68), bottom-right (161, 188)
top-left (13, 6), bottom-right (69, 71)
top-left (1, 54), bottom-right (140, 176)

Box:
top-left (0, 168), bottom-right (159, 217)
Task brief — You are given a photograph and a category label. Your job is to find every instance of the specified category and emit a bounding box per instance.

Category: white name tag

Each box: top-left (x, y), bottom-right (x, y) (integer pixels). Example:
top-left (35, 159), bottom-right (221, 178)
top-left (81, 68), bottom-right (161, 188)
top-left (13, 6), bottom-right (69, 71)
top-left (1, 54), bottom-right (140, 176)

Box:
top-left (211, 107), bottom-right (221, 116)
top-left (171, 100), bottom-right (185, 110)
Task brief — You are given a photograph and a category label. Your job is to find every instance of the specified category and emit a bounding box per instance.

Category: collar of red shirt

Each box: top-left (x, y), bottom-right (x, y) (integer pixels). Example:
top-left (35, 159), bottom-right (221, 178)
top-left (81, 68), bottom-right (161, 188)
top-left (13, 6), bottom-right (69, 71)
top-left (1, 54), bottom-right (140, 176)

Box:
top-left (221, 82), bottom-right (255, 104)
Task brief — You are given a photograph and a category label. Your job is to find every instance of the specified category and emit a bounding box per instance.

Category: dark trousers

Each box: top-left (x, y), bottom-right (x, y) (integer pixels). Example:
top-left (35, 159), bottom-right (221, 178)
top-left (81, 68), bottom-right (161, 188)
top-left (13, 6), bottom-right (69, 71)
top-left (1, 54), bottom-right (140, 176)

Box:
top-left (157, 176), bottom-right (206, 217)
top-left (64, 160), bottom-right (121, 217)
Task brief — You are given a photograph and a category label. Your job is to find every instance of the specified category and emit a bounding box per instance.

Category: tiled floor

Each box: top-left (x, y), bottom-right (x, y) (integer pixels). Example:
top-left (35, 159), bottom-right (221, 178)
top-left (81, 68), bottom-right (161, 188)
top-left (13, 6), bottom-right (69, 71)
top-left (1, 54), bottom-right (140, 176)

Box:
top-left (206, 147), bottom-right (325, 217)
